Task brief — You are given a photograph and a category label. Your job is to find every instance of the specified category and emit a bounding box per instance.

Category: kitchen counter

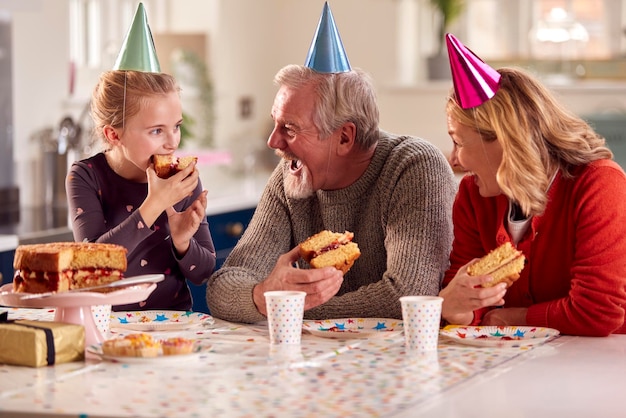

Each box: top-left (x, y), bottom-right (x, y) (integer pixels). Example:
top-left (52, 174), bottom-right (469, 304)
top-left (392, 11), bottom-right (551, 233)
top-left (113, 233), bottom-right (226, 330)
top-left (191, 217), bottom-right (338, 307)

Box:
top-left (0, 206), bottom-right (71, 245)
top-left (199, 161), bottom-right (270, 215)
top-left (0, 235), bottom-right (18, 252)
top-left (0, 167), bottom-right (270, 246)
top-left (378, 79), bottom-right (626, 159)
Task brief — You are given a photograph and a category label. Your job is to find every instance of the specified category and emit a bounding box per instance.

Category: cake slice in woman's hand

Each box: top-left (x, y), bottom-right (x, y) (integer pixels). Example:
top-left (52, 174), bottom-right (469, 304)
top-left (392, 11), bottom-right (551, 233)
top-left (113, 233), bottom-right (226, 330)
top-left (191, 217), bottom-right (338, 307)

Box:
top-left (467, 242), bottom-right (526, 288)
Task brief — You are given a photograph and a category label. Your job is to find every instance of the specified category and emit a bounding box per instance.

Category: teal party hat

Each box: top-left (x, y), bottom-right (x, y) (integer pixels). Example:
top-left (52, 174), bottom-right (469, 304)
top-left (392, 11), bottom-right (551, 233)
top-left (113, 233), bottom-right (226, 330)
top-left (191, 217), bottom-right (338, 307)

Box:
top-left (304, 2), bottom-right (351, 73)
top-left (112, 2), bottom-right (161, 72)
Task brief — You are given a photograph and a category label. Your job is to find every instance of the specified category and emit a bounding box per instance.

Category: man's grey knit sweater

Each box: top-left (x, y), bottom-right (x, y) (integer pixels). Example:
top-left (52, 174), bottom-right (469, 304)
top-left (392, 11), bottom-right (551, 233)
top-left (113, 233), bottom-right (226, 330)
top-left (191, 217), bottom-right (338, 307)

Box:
top-left (206, 132), bottom-right (457, 323)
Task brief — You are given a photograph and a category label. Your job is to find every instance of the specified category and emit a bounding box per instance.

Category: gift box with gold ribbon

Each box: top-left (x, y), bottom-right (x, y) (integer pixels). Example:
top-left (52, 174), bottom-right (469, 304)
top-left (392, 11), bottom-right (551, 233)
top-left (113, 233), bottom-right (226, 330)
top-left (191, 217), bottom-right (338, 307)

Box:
top-left (0, 313), bottom-right (85, 367)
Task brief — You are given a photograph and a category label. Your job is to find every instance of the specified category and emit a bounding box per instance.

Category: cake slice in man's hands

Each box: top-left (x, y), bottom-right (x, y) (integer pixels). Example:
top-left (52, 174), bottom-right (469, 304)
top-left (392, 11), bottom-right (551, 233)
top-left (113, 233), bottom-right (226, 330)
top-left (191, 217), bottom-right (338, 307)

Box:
top-left (467, 242), bottom-right (526, 288)
top-left (152, 154), bottom-right (198, 178)
top-left (299, 230), bottom-right (361, 274)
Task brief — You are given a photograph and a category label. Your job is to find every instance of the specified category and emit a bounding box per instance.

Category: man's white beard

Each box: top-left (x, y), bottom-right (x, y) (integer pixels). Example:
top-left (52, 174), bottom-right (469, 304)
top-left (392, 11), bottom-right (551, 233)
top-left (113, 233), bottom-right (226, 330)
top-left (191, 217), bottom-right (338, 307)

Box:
top-left (285, 166), bottom-right (314, 199)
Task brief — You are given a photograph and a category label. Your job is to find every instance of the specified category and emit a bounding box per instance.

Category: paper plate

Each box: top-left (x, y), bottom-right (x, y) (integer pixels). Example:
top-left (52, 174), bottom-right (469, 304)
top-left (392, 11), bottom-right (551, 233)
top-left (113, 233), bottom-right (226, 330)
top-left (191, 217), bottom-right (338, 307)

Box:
top-left (87, 340), bottom-right (211, 364)
top-left (439, 325), bottom-right (560, 348)
top-left (110, 310), bottom-right (214, 331)
top-left (302, 318), bottom-right (403, 339)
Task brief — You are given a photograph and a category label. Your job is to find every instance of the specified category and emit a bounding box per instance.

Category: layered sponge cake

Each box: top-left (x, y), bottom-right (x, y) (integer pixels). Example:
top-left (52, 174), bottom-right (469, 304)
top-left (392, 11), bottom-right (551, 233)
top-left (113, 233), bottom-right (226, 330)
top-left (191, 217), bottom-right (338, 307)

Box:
top-left (153, 154), bottom-right (198, 178)
top-left (299, 230), bottom-right (361, 274)
top-left (13, 242), bottom-right (127, 293)
top-left (467, 242), bottom-right (526, 288)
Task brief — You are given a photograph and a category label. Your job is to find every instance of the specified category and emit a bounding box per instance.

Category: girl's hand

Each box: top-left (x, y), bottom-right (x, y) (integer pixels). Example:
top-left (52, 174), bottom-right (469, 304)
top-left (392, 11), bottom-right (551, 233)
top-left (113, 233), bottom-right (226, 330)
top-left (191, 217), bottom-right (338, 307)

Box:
top-left (166, 189), bottom-right (208, 256)
top-left (139, 161), bottom-right (199, 227)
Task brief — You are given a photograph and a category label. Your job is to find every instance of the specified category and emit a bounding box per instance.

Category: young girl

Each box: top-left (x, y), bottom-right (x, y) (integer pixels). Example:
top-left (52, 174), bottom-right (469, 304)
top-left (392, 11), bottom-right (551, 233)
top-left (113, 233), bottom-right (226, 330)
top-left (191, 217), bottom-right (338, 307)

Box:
top-left (66, 70), bottom-right (216, 311)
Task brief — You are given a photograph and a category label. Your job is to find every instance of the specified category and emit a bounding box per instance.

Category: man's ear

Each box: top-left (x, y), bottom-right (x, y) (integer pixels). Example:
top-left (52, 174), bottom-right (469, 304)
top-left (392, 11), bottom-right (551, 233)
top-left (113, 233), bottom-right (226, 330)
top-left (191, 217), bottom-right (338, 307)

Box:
top-left (103, 125), bottom-right (120, 144)
top-left (337, 122), bottom-right (356, 156)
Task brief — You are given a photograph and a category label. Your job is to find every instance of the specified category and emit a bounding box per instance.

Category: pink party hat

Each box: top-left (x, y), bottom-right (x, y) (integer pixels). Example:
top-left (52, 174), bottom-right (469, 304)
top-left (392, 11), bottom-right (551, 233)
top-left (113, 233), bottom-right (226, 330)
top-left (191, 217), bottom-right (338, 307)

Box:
top-left (445, 33), bottom-right (500, 109)
top-left (304, 2), bottom-right (351, 73)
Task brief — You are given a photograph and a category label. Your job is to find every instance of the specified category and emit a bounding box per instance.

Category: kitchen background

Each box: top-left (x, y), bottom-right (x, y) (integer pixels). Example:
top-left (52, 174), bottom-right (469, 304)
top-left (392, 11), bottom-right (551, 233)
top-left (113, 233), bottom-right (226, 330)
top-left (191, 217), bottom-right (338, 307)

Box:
top-left (1, 0), bottom-right (626, 240)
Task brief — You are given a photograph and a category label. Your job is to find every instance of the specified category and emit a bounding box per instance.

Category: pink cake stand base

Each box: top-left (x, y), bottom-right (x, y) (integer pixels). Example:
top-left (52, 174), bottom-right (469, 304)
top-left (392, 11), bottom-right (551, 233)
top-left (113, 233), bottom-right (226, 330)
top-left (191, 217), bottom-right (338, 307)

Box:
top-left (0, 278), bottom-right (160, 353)
top-left (55, 305), bottom-right (106, 346)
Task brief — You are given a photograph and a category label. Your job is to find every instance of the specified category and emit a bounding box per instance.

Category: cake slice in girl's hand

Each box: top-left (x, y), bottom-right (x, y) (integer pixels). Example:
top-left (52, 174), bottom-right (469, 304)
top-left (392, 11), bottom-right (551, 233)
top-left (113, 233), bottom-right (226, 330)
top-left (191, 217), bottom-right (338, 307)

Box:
top-left (152, 154), bottom-right (198, 178)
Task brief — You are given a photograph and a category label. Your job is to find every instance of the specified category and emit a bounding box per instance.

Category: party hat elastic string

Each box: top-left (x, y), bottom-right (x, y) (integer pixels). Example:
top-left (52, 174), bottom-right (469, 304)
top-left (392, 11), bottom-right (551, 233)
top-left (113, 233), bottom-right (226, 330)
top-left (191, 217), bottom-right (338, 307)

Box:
top-left (111, 3), bottom-right (162, 131)
top-left (122, 72), bottom-right (127, 130)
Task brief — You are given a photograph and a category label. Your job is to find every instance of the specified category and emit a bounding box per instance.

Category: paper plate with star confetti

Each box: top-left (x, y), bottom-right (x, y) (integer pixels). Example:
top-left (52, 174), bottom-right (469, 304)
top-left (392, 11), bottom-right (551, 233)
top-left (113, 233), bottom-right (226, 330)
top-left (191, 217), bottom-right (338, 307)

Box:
top-left (439, 325), bottom-right (560, 348)
top-left (302, 318), bottom-right (403, 339)
top-left (110, 310), bottom-right (214, 331)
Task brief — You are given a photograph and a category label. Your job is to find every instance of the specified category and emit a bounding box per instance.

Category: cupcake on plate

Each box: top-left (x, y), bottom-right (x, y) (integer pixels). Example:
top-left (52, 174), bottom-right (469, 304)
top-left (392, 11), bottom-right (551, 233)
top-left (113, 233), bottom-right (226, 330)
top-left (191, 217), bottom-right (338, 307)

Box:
top-left (102, 333), bottom-right (161, 357)
top-left (161, 337), bottom-right (195, 355)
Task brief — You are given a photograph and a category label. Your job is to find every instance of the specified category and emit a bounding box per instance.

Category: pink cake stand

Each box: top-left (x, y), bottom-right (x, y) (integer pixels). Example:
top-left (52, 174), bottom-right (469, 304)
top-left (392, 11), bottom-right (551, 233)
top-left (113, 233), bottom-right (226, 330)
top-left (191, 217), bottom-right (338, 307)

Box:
top-left (0, 277), bottom-right (160, 347)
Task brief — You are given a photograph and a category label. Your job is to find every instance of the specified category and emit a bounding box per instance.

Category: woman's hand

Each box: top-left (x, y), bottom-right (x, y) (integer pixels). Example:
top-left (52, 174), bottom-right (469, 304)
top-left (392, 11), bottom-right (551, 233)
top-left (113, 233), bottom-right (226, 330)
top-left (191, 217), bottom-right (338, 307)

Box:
top-left (482, 307), bottom-right (528, 326)
top-left (439, 261), bottom-right (508, 325)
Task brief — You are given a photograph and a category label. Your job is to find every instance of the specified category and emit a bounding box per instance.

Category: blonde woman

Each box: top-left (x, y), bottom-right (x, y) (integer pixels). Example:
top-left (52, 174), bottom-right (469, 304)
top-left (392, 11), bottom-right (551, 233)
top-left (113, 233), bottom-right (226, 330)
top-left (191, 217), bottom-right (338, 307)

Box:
top-left (440, 34), bottom-right (626, 336)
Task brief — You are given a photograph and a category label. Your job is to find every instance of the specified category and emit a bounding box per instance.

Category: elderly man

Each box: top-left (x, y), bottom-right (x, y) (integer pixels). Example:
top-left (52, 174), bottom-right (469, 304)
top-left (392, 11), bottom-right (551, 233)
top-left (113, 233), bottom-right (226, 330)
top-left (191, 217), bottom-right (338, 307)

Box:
top-left (206, 3), bottom-right (456, 323)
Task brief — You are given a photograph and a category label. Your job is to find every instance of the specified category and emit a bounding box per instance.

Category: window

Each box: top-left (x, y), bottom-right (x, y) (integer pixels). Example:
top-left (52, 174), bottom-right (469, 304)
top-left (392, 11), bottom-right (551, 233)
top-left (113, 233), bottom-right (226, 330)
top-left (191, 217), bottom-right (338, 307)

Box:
top-left (69, 0), bottom-right (165, 70)
top-left (463, 0), bottom-right (624, 60)
top-left (69, 0), bottom-right (101, 68)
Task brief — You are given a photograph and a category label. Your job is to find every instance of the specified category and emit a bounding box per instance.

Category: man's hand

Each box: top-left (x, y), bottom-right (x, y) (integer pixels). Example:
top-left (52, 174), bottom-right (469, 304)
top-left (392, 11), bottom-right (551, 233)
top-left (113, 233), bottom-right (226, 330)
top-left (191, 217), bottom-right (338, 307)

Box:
top-left (252, 247), bottom-right (344, 316)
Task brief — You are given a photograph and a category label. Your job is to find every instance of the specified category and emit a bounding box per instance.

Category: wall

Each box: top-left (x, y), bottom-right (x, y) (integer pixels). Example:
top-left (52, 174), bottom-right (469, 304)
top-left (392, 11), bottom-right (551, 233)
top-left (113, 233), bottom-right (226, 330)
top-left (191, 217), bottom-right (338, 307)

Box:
top-left (5, 0), bottom-right (399, 206)
top-left (6, 0), bottom-right (69, 207)
top-left (5, 0), bottom-right (626, 209)
top-left (182, 0), bottom-right (398, 169)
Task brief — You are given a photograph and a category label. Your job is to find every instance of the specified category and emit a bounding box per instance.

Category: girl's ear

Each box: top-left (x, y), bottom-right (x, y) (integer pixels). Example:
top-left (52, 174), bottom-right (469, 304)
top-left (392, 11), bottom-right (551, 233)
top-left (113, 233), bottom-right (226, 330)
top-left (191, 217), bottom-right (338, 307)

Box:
top-left (103, 125), bottom-right (121, 144)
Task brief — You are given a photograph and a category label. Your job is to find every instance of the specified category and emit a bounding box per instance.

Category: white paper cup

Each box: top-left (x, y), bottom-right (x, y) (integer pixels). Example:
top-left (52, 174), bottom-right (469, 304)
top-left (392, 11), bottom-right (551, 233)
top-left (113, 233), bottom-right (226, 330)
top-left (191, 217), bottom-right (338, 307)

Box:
top-left (400, 296), bottom-right (443, 352)
top-left (91, 304), bottom-right (112, 339)
top-left (264, 291), bottom-right (306, 345)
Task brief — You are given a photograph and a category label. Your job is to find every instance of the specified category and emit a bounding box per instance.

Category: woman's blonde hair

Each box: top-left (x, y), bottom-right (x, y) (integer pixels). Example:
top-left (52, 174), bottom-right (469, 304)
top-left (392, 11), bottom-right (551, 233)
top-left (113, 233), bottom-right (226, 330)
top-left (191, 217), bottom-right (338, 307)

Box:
top-left (91, 70), bottom-right (179, 145)
top-left (447, 67), bottom-right (612, 216)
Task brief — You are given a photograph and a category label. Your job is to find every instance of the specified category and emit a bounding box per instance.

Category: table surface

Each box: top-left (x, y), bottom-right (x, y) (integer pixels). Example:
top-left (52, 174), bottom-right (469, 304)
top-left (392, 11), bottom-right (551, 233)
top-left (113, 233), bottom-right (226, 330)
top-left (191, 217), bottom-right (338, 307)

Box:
top-left (1, 308), bottom-right (624, 418)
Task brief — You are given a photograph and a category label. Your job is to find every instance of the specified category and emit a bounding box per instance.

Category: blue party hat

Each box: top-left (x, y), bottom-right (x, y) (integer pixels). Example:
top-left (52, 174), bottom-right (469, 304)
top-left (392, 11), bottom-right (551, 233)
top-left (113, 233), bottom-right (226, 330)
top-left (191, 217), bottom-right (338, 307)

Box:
top-left (304, 2), bottom-right (351, 73)
top-left (113, 2), bottom-right (161, 72)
